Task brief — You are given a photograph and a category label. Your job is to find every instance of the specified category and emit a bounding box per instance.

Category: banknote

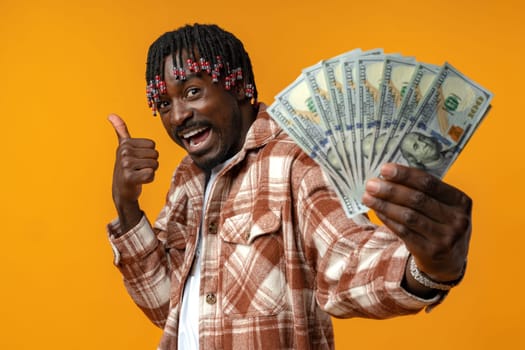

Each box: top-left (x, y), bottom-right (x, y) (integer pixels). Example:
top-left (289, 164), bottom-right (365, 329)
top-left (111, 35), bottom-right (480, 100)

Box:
top-left (341, 55), bottom-right (365, 188)
top-left (356, 55), bottom-right (387, 177)
top-left (275, 76), bottom-right (348, 176)
top-left (322, 50), bottom-right (361, 191)
top-left (368, 56), bottom-right (416, 172)
top-left (303, 63), bottom-right (351, 176)
top-left (267, 49), bottom-right (493, 217)
top-left (370, 63), bottom-right (440, 177)
top-left (387, 62), bottom-right (493, 178)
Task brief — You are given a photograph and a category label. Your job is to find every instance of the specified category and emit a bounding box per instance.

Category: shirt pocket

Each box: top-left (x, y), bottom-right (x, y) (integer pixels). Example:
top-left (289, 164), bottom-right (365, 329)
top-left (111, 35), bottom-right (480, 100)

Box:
top-left (219, 207), bottom-right (287, 317)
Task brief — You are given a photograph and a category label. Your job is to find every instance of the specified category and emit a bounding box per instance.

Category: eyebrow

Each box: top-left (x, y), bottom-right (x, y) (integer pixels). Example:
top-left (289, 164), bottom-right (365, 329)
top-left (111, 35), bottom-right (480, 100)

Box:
top-left (162, 71), bottom-right (204, 94)
top-left (172, 71), bottom-right (204, 84)
top-left (186, 71), bottom-right (204, 81)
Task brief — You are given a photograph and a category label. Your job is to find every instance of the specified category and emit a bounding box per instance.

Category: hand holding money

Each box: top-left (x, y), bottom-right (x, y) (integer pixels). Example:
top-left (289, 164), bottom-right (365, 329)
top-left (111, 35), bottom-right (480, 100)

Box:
top-left (363, 163), bottom-right (471, 285)
top-left (268, 48), bottom-right (493, 218)
top-left (268, 49), bottom-right (489, 293)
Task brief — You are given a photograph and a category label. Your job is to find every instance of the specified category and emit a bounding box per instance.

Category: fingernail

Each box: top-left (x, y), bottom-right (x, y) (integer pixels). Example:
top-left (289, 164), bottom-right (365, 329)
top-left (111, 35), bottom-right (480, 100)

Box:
top-left (365, 179), bottom-right (380, 194)
top-left (362, 192), bottom-right (373, 206)
top-left (381, 164), bottom-right (397, 179)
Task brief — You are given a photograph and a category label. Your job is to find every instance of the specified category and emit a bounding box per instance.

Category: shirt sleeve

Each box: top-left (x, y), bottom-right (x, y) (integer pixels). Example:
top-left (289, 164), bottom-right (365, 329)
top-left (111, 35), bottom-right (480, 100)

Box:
top-left (293, 158), bottom-right (443, 319)
top-left (107, 215), bottom-right (171, 328)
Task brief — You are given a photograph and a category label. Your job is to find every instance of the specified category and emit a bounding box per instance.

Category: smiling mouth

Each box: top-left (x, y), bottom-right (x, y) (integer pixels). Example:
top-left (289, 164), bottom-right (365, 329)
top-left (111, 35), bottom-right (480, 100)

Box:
top-left (178, 126), bottom-right (211, 149)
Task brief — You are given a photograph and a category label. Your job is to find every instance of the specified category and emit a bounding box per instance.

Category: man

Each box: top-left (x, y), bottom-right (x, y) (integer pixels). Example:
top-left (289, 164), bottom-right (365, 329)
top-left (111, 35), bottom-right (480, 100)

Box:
top-left (107, 24), bottom-right (471, 349)
top-left (399, 131), bottom-right (455, 177)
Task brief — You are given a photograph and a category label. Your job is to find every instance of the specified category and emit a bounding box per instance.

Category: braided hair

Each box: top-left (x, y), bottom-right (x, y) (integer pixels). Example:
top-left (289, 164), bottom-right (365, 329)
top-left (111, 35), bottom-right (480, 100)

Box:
top-left (145, 24), bottom-right (257, 115)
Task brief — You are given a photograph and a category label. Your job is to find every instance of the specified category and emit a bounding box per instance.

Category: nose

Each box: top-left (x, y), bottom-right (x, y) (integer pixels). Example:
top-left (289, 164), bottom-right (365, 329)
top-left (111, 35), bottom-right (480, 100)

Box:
top-left (170, 100), bottom-right (193, 126)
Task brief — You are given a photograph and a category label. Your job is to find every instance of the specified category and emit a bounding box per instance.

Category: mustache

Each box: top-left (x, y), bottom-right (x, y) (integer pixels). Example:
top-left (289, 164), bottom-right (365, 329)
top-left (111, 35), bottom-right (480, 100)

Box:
top-left (173, 120), bottom-right (211, 137)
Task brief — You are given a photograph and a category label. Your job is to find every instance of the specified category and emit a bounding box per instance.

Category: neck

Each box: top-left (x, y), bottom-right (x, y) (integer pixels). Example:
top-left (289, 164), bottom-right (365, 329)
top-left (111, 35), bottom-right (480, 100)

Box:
top-left (238, 100), bottom-right (258, 139)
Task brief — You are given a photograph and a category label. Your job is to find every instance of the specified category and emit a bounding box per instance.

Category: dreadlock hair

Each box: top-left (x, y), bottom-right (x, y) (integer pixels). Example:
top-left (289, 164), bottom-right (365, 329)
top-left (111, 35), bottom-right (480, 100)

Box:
top-left (145, 23), bottom-right (258, 115)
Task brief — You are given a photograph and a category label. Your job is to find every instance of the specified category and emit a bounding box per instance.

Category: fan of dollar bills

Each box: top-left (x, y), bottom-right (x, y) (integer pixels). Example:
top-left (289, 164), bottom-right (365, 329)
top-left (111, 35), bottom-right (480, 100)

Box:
top-left (267, 48), bottom-right (493, 217)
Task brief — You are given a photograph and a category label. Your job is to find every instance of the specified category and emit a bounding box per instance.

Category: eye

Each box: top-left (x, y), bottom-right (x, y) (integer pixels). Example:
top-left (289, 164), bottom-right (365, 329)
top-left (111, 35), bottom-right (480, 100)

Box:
top-left (185, 87), bottom-right (201, 99)
top-left (157, 100), bottom-right (171, 113)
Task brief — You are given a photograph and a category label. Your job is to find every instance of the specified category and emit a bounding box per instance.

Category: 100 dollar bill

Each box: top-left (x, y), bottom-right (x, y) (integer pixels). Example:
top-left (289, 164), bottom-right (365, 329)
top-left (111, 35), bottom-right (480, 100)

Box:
top-left (387, 62), bottom-right (493, 178)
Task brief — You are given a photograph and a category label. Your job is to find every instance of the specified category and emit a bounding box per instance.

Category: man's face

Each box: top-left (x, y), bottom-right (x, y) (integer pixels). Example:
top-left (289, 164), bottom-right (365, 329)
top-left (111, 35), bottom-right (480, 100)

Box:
top-left (156, 54), bottom-right (247, 171)
top-left (401, 133), bottom-right (440, 163)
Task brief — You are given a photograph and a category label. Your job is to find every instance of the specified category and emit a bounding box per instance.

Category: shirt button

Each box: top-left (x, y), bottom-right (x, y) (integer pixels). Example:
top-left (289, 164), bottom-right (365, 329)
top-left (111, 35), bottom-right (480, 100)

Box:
top-left (206, 293), bottom-right (217, 305)
top-left (208, 222), bottom-right (217, 234)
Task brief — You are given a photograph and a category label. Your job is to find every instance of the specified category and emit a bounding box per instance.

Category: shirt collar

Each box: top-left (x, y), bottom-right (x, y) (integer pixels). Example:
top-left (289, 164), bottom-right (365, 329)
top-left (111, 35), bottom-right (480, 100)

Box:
top-left (241, 103), bottom-right (283, 151)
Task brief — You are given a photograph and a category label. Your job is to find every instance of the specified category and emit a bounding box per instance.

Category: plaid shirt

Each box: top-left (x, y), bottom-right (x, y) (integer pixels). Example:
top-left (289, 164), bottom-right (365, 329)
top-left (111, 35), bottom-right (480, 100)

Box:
top-left (108, 104), bottom-right (438, 350)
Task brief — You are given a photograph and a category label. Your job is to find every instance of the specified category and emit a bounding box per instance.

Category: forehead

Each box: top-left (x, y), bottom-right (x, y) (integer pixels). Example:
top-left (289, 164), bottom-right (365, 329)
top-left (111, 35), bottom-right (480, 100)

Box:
top-left (166, 48), bottom-right (201, 65)
top-left (161, 55), bottom-right (218, 93)
top-left (163, 51), bottom-right (193, 71)
top-left (163, 54), bottom-right (179, 73)
top-left (162, 52), bottom-right (202, 82)
top-left (405, 133), bottom-right (419, 142)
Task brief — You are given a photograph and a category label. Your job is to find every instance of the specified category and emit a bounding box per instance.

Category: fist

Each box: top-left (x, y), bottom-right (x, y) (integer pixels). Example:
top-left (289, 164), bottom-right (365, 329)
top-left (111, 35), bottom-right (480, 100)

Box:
top-left (108, 114), bottom-right (159, 207)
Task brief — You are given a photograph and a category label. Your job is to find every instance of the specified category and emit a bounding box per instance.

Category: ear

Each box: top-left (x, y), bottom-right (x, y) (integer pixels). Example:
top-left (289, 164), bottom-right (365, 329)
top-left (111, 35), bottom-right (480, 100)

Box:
top-left (234, 84), bottom-right (246, 101)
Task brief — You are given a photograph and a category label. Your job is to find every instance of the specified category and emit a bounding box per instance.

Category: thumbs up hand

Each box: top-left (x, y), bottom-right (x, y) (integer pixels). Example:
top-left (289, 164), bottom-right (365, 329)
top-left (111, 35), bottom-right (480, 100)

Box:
top-left (108, 114), bottom-right (159, 232)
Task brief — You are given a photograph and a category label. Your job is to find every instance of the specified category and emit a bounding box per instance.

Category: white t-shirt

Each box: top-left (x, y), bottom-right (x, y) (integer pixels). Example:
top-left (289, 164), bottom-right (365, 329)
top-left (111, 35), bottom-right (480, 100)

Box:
top-left (177, 160), bottom-right (232, 349)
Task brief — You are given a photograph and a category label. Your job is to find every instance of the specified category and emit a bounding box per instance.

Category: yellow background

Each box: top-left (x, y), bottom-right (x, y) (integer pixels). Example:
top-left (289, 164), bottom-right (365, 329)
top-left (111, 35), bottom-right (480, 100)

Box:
top-left (1, 0), bottom-right (523, 348)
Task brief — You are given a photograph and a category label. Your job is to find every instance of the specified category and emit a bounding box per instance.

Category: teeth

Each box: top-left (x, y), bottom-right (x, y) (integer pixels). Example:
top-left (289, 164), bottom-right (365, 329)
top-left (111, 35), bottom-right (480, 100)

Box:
top-left (180, 127), bottom-right (207, 139)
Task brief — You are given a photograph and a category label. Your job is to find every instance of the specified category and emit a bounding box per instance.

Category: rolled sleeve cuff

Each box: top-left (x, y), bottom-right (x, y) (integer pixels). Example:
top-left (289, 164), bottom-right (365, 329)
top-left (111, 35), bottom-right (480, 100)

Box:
top-left (107, 215), bottom-right (158, 266)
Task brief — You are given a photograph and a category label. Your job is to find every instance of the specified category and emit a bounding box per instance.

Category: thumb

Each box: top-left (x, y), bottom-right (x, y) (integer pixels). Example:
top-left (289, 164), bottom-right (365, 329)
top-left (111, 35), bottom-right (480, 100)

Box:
top-left (108, 113), bottom-right (131, 142)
